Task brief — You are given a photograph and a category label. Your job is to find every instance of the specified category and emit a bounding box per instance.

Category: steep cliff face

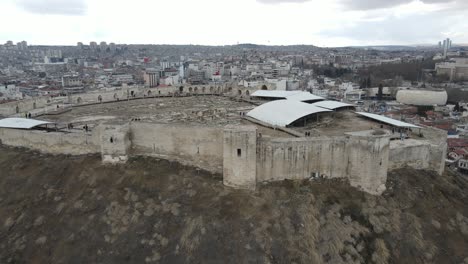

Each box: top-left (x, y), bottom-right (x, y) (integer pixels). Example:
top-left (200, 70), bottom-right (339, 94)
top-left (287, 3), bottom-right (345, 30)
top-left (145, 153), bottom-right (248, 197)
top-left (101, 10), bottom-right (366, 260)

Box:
top-left (0, 145), bottom-right (467, 264)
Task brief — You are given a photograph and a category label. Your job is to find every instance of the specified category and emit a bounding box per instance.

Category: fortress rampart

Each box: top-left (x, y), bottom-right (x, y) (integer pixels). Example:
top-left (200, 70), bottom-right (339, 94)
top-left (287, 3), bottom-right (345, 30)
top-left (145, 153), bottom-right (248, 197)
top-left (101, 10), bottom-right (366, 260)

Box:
top-left (0, 86), bottom-right (448, 195)
top-left (0, 121), bottom-right (446, 195)
top-left (0, 83), bottom-right (273, 118)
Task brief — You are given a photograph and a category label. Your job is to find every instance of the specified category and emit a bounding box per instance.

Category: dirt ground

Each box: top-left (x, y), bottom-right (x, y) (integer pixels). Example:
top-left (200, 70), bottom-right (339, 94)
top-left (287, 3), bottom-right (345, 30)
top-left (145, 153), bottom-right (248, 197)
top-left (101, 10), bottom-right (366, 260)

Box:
top-left (293, 111), bottom-right (393, 137)
top-left (0, 145), bottom-right (467, 264)
top-left (42, 96), bottom-right (254, 127)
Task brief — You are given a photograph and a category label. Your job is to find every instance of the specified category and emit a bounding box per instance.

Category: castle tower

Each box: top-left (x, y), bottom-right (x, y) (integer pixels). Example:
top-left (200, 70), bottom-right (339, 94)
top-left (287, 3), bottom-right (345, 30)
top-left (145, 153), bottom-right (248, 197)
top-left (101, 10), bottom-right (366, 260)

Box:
top-left (223, 126), bottom-right (257, 189)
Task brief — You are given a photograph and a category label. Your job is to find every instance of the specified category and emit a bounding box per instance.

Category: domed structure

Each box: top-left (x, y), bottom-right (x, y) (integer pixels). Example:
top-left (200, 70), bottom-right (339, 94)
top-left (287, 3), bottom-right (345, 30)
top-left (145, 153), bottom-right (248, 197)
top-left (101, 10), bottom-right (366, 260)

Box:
top-left (396, 89), bottom-right (447, 106)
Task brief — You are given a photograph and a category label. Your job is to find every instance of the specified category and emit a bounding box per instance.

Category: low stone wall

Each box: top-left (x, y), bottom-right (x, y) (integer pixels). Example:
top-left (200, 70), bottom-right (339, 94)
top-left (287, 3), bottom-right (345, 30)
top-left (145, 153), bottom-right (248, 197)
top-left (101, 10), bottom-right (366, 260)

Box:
top-left (0, 128), bottom-right (100, 155)
top-left (0, 84), bottom-right (235, 118)
top-left (67, 85), bottom-right (231, 105)
top-left (0, 97), bottom-right (50, 117)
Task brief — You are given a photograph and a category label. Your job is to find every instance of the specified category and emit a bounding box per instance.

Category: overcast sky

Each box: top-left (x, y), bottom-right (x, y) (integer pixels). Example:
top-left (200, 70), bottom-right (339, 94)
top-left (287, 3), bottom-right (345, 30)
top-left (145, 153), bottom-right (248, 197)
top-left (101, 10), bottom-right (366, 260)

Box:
top-left (0, 0), bottom-right (467, 47)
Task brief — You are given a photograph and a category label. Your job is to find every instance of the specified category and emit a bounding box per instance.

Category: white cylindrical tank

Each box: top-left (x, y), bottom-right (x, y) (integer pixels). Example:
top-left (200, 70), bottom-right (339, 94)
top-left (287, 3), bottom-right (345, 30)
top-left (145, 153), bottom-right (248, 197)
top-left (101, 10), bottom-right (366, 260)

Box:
top-left (396, 90), bottom-right (447, 106)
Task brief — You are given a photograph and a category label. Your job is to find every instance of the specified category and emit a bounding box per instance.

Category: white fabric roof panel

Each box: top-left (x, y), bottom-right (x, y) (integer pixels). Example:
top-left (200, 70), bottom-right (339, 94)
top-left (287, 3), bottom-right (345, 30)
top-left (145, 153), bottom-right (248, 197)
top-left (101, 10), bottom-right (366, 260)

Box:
top-left (247, 100), bottom-right (332, 127)
top-left (355, 112), bottom-right (421, 129)
top-left (284, 92), bottom-right (325, 102)
top-left (312, 100), bottom-right (354, 110)
top-left (0, 118), bottom-right (52, 129)
top-left (251, 90), bottom-right (302, 99)
top-left (251, 90), bottom-right (325, 102)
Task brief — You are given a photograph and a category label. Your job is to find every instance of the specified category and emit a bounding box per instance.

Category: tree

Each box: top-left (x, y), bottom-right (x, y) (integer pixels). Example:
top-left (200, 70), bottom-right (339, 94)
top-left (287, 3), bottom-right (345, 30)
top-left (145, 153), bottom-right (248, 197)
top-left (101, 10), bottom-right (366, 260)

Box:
top-left (367, 76), bottom-right (372, 88)
top-left (377, 83), bottom-right (383, 101)
top-left (454, 102), bottom-right (461, 112)
top-left (417, 106), bottom-right (434, 117)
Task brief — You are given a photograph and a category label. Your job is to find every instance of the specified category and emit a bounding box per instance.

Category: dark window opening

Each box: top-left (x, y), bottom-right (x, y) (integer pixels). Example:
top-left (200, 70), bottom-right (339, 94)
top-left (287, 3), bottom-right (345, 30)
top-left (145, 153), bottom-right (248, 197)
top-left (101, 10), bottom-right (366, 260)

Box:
top-left (110, 137), bottom-right (114, 143)
top-left (237, 149), bottom-right (242, 157)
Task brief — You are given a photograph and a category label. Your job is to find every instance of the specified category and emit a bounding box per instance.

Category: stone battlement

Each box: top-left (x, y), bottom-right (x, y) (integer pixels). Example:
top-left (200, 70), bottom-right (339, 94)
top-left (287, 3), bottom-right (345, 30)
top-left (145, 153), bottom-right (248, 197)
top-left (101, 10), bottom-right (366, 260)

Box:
top-left (0, 121), bottom-right (447, 195)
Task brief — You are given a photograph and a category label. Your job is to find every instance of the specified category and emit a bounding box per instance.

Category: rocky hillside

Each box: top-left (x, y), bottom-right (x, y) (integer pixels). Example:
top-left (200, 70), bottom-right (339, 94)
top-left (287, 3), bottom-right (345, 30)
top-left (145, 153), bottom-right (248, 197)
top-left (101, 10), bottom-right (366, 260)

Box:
top-left (0, 145), bottom-right (467, 264)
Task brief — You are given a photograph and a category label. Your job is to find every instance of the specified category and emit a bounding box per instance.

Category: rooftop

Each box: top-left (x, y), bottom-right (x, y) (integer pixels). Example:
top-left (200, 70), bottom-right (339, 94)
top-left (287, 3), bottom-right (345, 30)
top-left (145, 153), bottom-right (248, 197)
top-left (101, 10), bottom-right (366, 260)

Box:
top-left (356, 112), bottom-right (421, 129)
top-left (312, 100), bottom-right (354, 110)
top-left (247, 100), bottom-right (332, 127)
top-left (251, 90), bottom-right (325, 102)
top-left (0, 118), bottom-right (52, 129)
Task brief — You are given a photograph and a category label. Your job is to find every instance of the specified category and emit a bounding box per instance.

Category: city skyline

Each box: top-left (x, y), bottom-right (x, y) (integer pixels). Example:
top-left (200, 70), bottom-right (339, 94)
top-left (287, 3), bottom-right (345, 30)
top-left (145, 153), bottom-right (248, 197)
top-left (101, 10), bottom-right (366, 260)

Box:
top-left (1, 0), bottom-right (467, 47)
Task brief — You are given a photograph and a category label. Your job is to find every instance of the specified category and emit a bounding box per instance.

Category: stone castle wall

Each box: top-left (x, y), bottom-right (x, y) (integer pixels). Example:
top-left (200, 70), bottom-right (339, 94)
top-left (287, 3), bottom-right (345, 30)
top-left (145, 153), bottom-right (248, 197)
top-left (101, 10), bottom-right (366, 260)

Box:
top-left (0, 97), bottom-right (50, 117)
top-left (346, 131), bottom-right (389, 195)
top-left (130, 122), bottom-right (224, 173)
top-left (223, 126), bottom-right (257, 190)
top-left (0, 83), bottom-right (269, 117)
top-left (0, 122), bottom-right (447, 195)
top-left (101, 124), bottom-right (131, 164)
top-left (0, 128), bottom-right (100, 155)
top-left (256, 136), bottom-right (348, 182)
top-left (255, 130), bottom-right (390, 195)
top-left (0, 87), bottom-right (449, 195)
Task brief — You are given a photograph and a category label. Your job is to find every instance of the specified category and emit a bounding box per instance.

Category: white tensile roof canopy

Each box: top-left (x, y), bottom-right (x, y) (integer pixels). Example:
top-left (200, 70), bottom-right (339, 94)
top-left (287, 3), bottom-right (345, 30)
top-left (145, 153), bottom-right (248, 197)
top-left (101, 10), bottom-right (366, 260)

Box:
top-left (0, 118), bottom-right (53, 129)
top-left (312, 100), bottom-right (354, 110)
top-left (284, 92), bottom-right (325, 102)
top-left (251, 90), bottom-right (300, 98)
top-left (356, 112), bottom-right (421, 129)
top-left (251, 90), bottom-right (325, 102)
top-left (247, 100), bottom-right (332, 127)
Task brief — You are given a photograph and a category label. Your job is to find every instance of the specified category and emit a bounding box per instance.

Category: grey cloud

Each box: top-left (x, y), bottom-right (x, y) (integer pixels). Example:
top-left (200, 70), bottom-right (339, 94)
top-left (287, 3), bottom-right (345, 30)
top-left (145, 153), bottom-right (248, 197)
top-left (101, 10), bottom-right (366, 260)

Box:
top-left (15, 0), bottom-right (87, 15)
top-left (256, 0), bottom-right (312, 4)
top-left (339, 0), bottom-right (457, 10)
top-left (321, 10), bottom-right (467, 45)
top-left (256, 0), bottom-right (459, 7)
